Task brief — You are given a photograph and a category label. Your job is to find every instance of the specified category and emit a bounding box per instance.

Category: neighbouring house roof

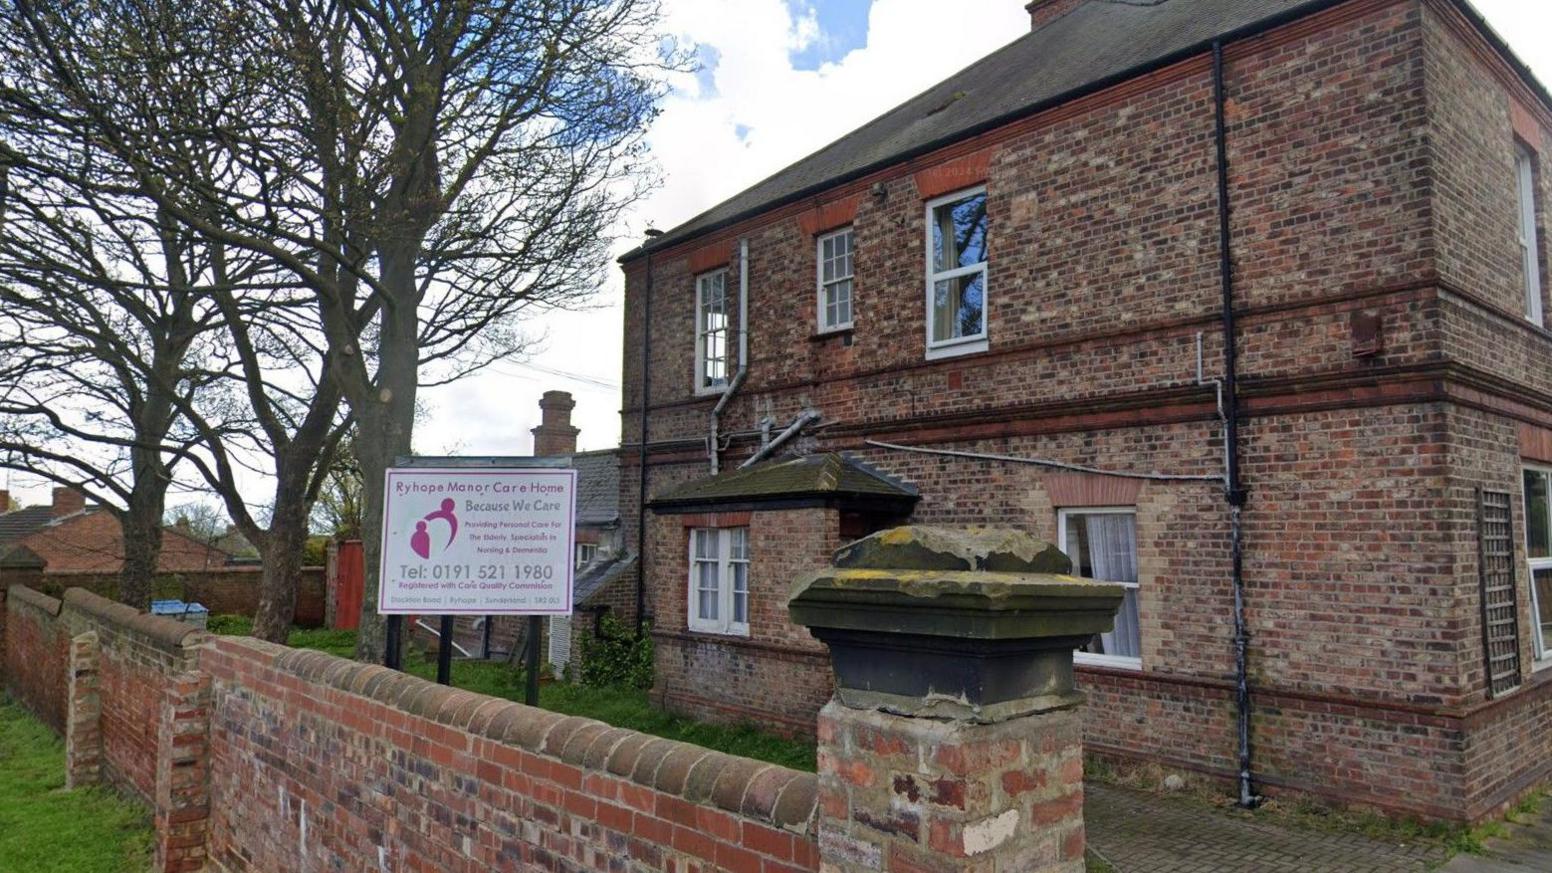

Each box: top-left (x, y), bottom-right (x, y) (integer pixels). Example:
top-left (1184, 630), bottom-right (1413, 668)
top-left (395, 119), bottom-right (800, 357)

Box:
top-left (569, 450), bottom-right (620, 527)
top-left (0, 506), bottom-right (56, 550)
top-left (620, 0), bottom-right (1549, 262)
top-left (574, 553), bottom-right (636, 608)
top-left (650, 453), bottom-right (919, 514)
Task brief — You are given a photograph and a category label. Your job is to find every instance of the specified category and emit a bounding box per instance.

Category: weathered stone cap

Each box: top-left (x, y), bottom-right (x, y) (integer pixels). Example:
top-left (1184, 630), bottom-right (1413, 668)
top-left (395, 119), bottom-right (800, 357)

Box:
top-left (789, 525), bottom-right (1123, 641)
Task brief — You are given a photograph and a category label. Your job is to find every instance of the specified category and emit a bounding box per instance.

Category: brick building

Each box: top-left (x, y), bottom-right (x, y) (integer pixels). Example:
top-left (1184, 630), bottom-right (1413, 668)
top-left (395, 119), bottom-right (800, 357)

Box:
top-left (617, 0), bottom-right (1552, 822)
top-left (0, 487), bottom-right (230, 575)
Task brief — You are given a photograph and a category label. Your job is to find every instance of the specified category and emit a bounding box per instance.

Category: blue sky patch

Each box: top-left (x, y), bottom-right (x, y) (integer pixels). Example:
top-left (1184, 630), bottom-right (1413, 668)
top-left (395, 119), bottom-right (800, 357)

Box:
top-left (788, 0), bottom-right (873, 71)
top-left (694, 44), bottom-right (722, 97)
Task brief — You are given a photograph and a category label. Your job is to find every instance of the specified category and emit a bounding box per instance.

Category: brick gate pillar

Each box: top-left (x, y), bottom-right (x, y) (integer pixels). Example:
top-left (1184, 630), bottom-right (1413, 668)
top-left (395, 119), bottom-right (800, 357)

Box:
top-left (790, 526), bottom-right (1124, 872)
top-left (155, 671), bottom-right (211, 873)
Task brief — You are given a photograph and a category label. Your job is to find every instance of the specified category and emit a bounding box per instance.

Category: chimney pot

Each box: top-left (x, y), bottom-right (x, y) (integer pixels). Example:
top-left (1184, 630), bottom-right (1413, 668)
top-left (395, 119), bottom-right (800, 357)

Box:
top-left (52, 487), bottom-right (85, 518)
top-left (532, 390), bottom-right (580, 457)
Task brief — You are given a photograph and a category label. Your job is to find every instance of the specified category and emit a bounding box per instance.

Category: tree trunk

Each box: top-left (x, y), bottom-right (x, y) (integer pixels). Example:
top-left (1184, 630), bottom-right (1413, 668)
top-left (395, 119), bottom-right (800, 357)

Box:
top-left (252, 494), bottom-right (310, 643)
top-left (352, 248), bottom-right (421, 662)
top-left (117, 503), bottom-right (163, 609)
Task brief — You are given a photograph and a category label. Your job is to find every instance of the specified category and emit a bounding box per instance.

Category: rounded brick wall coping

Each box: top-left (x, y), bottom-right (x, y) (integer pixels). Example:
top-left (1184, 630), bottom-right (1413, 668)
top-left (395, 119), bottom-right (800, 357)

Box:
top-left (6, 584), bottom-right (62, 616)
top-left (62, 587), bottom-right (203, 649)
top-left (209, 635), bottom-right (819, 834)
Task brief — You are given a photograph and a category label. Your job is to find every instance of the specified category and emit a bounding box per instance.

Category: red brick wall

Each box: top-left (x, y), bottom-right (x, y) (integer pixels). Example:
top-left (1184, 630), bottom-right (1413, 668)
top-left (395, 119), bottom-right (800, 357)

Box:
top-left (3, 586), bottom-right (68, 732)
top-left (201, 636), bottom-right (819, 872)
top-left (34, 566), bottom-right (328, 627)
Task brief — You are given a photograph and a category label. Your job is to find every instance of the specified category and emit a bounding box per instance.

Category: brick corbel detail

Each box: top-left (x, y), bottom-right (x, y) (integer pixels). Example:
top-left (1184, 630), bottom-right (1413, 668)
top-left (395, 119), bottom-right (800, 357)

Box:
top-left (1044, 472), bottom-right (1143, 508)
top-left (64, 631), bottom-right (102, 788)
top-left (154, 671), bottom-right (211, 873)
top-left (1520, 423), bottom-right (1552, 464)
top-left (1512, 98), bottom-right (1544, 150)
top-left (796, 194), bottom-right (861, 237)
top-left (687, 241), bottom-right (735, 275)
top-left (679, 511), bottom-right (754, 529)
top-left (914, 148), bottom-right (994, 200)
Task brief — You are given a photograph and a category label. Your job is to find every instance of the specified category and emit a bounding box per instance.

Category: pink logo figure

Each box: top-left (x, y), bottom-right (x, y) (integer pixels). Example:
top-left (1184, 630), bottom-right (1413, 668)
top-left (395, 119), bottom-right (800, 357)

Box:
top-left (409, 498), bottom-right (460, 559)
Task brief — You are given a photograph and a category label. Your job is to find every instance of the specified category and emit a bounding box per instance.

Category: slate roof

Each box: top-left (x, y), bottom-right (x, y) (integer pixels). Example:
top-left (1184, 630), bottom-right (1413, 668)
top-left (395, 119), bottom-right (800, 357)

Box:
top-left (0, 506), bottom-right (57, 549)
top-left (569, 450), bottom-right (620, 527)
top-left (575, 553), bottom-right (636, 607)
top-left (621, 0), bottom-right (1544, 261)
top-left (650, 453), bottom-right (918, 510)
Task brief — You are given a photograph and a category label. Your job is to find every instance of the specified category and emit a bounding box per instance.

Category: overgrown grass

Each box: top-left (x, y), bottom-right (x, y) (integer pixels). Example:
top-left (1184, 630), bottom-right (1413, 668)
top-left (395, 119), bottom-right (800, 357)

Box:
top-left (0, 698), bottom-right (153, 873)
top-left (208, 616), bottom-right (817, 772)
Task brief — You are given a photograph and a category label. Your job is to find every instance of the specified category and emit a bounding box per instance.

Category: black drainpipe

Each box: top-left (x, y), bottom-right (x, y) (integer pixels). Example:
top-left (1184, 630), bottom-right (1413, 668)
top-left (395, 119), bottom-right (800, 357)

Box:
top-left (634, 243), bottom-right (656, 639)
top-left (1213, 39), bottom-right (1256, 809)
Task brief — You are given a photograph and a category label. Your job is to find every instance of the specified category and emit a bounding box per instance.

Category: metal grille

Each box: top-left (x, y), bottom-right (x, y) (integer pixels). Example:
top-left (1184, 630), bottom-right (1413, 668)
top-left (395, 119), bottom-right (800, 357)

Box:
top-left (1479, 489), bottom-right (1521, 698)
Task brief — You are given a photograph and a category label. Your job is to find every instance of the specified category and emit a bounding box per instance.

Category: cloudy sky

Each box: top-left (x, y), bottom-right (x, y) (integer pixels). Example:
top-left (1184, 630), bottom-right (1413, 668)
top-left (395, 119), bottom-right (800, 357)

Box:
top-left (5, 0), bottom-right (1551, 507)
top-left (413, 0), bottom-right (1552, 462)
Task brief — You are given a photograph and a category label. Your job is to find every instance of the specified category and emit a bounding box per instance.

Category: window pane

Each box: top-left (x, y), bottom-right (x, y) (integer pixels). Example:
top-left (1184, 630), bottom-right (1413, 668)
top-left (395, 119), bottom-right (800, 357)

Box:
top-left (732, 564), bottom-right (748, 625)
top-left (835, 279), bottom-right (852, 324)
top-left (730, 527), bottom-right (748, 560)
top-left (932, 271), bottom-right (985, 341)
top-left (1527, 470), bottom-right (1550, 559)
top-left (697, 562), bottom-right (719, 620)
top-left (1067, 512), bottom-right (1140, 660)
top-left (694, 529), bottom-right (716, 559)
top-left (1536, 568), bottom-right (1552, 656)
top-left (931, 193), bottom-right (988, 273)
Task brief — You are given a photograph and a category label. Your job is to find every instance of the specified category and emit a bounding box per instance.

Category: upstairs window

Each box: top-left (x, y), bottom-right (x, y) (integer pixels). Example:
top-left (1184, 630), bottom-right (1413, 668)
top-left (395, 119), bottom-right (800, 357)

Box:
top-left (925, 187), bottom-right (988, 358)
top-left (1518, 144), bottom-right (1543, 324)
top-left (817, 227), bottom-right (854, 333)
top-left (1059, 508), bottom-right (1141, 669)
top-left (575, 542), bottom-right (597, 569)
top-left (688, 527), bottom-right (749, 636)
top-left (695, 269), bottom-right (730, 392)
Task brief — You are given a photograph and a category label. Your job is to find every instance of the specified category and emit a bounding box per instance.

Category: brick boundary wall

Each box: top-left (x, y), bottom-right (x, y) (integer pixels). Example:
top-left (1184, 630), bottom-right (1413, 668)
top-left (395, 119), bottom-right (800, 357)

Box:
top-left (34, 566), bottom-right (328, 626)
top-left (3, 585), bottom-right (69, 732)
top-left (200, 635), bottom-right (820, 872)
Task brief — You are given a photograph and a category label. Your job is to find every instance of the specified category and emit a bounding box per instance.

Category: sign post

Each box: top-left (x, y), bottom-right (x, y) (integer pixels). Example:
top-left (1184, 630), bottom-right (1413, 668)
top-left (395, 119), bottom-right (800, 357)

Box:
top-left (378, 459), bottom-right (575, 705)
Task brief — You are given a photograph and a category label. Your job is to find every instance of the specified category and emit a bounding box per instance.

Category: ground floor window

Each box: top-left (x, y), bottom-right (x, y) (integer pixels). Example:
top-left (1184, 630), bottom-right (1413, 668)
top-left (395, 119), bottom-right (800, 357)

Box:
top-left (688, 527), bottom-right (749, 636)
top-left (1058, 508), bottom-right (1140, 668)
top-left (1524, 467), bottom-right (1552, 661)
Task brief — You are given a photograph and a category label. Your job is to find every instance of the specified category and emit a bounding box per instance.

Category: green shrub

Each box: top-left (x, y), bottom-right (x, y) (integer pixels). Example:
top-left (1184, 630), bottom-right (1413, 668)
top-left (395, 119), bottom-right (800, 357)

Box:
top-left (578, 615), bottom-right (653, 690)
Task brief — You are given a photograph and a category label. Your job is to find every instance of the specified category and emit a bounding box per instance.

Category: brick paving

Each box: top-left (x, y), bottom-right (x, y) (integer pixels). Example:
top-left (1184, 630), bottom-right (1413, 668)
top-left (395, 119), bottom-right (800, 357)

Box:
top-left (1085, 784), bottom-right (1452, 873)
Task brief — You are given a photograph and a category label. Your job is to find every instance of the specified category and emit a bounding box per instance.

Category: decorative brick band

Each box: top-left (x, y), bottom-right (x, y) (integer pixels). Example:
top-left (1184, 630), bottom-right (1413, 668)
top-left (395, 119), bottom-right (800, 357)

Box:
top-left (795, 194), bottom-right (861, 237)
top-left (912, 148), bottom-right (993, 200)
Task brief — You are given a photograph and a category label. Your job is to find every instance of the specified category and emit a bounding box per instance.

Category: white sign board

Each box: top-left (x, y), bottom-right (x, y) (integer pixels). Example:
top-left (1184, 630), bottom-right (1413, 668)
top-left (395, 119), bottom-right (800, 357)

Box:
top-left (378, 466), bottom-right (576, 615)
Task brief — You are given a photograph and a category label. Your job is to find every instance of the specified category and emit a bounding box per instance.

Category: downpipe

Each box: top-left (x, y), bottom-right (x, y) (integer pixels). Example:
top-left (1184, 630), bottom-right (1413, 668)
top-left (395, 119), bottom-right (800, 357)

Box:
top-left (708, 240), bottom-right (750, 475)
top-left (1214, 38), bottom-right (1258, 810)
top-left (740, 410), bottom-right (820, 469)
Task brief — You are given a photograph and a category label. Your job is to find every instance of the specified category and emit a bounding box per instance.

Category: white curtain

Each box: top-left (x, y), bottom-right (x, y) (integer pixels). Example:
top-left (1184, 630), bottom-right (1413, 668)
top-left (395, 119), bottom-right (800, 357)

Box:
top-left (1085, 514), bottom-right (1140, 658)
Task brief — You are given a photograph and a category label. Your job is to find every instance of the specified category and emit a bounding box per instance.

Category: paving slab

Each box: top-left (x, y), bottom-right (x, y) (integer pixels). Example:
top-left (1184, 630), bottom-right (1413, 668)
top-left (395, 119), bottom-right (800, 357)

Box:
top-left (1085, 783), bottom-right (1451, 873)
top-left (1439, 801), bottom-right (1552, 873)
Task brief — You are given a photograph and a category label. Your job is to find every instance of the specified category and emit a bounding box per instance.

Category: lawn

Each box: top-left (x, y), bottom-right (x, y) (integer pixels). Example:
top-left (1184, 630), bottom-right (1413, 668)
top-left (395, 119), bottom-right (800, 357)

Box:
top-left (207, 616), bottom-right (818, 772)
top-left (0, 698), bottom-right (152, 873)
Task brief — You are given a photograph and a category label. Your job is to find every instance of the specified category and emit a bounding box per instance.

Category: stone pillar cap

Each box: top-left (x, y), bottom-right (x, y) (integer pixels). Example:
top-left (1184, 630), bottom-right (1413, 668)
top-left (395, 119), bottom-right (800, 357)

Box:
top-left (789, 525), bottom-right (1123, 641)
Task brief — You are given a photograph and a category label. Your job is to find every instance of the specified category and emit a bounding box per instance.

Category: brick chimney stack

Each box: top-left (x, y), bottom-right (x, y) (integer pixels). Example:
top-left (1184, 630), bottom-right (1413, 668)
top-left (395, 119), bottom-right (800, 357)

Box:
top-left (52, 487), bottom-right (85, 517)
top-left (531, 390), bottom-right (580, 457)
top-left (1025, 0), bottom-right (1084, 31)
top-left (0, 489), bottom-right (10, 512)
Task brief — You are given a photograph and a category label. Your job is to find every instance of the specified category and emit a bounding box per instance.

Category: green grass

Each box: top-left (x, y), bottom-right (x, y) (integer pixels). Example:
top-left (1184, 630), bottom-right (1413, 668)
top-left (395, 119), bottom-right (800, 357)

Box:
top-left (208, 616), bottom-right (818, 772)
top-left (0, 698), bottom-right (152, 873)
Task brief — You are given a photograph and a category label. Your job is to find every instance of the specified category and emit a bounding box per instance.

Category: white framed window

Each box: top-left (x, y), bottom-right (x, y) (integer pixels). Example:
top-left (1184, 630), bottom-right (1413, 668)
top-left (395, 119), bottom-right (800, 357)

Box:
top-left (924, 186), bottom-right (989, 359)
top-left (1518, 144), bottom-right (1543, 325)
top-left (1523, 467), bottom-right (1552, 662)
top-left (688, 527), bottom-right (749, 636)
top-left (575, 542), bottom-right (598, 569)
top-left (1058, 508), bottom-right (1141, 670)
top-left (817, 227), bottom-right (854, 332)
top-left (695, 269), bottom-right (731, 393)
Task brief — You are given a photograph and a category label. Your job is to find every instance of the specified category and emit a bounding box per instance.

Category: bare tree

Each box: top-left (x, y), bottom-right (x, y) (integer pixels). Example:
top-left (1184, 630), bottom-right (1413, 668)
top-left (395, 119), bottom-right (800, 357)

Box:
top-left (2, 0), bottom-right (675, 653)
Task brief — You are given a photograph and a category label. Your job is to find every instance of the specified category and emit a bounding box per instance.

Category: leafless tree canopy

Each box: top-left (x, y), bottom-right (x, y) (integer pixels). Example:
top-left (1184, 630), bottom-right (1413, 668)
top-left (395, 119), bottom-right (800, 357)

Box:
top-left (0, 0), bottom-right (677, 644)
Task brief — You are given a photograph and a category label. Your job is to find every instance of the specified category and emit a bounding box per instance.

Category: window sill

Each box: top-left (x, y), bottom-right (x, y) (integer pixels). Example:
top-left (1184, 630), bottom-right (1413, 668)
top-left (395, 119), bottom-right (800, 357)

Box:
top-left (1075, 653), bottom-right (1141, 671)
top-left (693, 384), bottom-right (729, 398)
top-left (809, 326), bottom-right (855, 343)
top-left (925, 337), bottom-right (988, 361)
top-left (685, 625), bottom-right (750, 639)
